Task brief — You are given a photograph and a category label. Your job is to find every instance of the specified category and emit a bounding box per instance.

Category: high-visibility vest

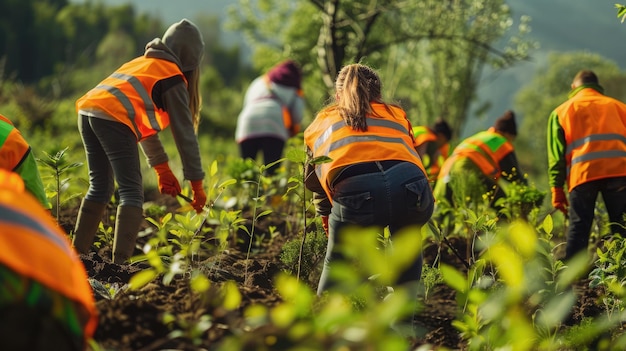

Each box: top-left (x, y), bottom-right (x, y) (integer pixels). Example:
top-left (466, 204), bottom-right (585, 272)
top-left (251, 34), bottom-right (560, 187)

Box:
top-left (555, 88), bottom-right (626, 190)
top-left (0, 169), bottom-right (98, 339)
top-left (439, 128), bottom-right (513, 181)
top-left (304, 102), bottom-right (427, 200)
top-left (412, 125), bottom-right (449, 180)
top-left (413, 126), bottom-right (437, 145)
top-left (76, 56), bottom-right (186, 141)
top-left (0, 114), bottom-right (30, 171)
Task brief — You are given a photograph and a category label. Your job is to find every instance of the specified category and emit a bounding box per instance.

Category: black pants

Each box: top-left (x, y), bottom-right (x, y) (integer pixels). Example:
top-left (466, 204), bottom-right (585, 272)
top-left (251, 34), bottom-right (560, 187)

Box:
top-left (239, 136), bottom-right (285, 175)
top-left (565, 177), bottom-right (626, 259)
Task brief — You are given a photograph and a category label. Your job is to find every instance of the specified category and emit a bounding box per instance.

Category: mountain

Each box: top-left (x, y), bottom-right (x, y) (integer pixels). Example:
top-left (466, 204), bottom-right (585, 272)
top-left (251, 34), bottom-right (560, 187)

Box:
top-left (73, 0), bottom-right (626, 133)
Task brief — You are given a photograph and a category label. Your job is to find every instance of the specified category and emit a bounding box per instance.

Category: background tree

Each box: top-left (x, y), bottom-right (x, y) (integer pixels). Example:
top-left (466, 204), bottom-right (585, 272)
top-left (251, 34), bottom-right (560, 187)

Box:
top-left (513, 51), bottom-right (625, 186)
top-left (0, 0), bottom-right (251, 142)
top-left (617, 4), bottom-right (626, 22)
top-left (0, 0), bottom-right (68, 83)
top-left (227, 0), bottom-right (536, 131)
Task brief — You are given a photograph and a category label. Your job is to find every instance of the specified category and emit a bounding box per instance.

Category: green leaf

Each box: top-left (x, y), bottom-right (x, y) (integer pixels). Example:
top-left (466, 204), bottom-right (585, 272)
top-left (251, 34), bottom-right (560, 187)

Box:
top-left (218, 178), bottom-right (237, 188)
top-left (210, 160), bottom-right (218, 177)
top-left (270, 304), bottom-right (296, 328)
top-left (441, 264), bottom-right (467, 293)
top-left (190, 272), bottom-right (211, 293)
top-left (129, 269), bottom-right (158, 290)
top-left (222, 281), bottom-right (242, 310)
top-left (617, 4), bottom-right (626, 22)
top-left (286, 147), bottom-right (306, 163)
top-left (309, 155), bottom-right (332, 165)
top-left (255, 209), bottom-right (273, 219)
top-left (542, 213), bottom-right (553, 234)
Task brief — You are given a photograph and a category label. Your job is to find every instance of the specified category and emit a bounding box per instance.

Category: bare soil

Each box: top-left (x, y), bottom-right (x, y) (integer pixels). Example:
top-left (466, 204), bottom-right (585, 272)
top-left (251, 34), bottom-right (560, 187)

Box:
top-left (58, 192), bottom-right (602, 351)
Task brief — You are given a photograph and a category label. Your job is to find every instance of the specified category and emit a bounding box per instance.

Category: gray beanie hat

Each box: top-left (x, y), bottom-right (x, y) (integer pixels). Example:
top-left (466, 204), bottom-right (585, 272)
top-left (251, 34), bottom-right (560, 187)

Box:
top-left (162, 19), bottom-right (204, 72)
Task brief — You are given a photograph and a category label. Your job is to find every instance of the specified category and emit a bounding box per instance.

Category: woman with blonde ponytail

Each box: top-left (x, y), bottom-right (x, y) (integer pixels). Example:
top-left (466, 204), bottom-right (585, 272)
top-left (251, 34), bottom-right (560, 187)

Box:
top-left (73, 19), bottom-right (207, 264)
top-left (304, 63), bottom-right (434, 336)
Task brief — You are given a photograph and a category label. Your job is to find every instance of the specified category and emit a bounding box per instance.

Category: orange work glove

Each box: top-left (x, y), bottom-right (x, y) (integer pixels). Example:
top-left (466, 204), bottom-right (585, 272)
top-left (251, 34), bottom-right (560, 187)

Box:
top-left (321, 215), bottom-right (329, 238)
top-left (154, 162), bottom-right (181, 197)
top-left (551, 187), bottom-right (568, 215)
top-left (190, 180), bottom-right (207, 214)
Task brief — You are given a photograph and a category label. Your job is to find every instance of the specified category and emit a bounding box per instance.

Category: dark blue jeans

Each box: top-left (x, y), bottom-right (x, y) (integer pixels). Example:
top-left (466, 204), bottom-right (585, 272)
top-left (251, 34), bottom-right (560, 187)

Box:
top-left (565, 177), bottom-right (626, 259)
top-left (78, 115), bottom-right (144, 208)
top-left (317, 161), bottom-right (434, 295)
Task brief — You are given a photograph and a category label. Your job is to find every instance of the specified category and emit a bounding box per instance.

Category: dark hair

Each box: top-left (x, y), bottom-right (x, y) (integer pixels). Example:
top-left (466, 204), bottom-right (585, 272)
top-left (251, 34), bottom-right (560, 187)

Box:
top-left (493, 110), bottom-right (517, 136)
top-left (334, 64), bottom-right (382, 131)
top-left (573, 70), bottom-right (599, 86)
top-left (433, 118), bottom-right (452, 141)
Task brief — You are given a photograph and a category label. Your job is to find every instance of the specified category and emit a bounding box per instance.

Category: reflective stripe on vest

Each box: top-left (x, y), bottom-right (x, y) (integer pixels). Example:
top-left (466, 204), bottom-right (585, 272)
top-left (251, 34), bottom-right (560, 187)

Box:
top-left (305, 103), bottom-right (425, 199)
top-left (567, 133), bottom-right (626, 169)
top-left (556, 88), bottom-right (626, 189)
top-left (315, 118), bottom-right (418, 155)
top-left (76, 57), bottom-right (183, 141)
top-left (413, 126), bottom-right (437, 145)
top-left (0, 205), bottom-right (72, 256)
top-left (92, 70), bottom-right (162, 137)
top-left (451, 130), bottom-right (512, 179)
top-left (412, 126), bottom-right (448, 180)
top-left (0, 169), bottom-right (97, 338)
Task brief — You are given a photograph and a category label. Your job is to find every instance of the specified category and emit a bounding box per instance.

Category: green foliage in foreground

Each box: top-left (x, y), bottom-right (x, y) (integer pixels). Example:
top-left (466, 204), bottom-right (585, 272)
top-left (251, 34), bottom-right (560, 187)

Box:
top-left (28, 142), bottom-right (626, 350)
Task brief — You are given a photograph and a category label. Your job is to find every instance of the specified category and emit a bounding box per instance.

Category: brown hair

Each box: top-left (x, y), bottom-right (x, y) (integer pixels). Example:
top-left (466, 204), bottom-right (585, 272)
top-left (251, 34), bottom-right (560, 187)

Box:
top-left (493, 110), bottom-right (517, 136)
top-left (572, 70), bottom-right (599, 86)
top-left (334, 64), bottom-right (382, 131)
top-left (185, 67), bottom-right (201, 133)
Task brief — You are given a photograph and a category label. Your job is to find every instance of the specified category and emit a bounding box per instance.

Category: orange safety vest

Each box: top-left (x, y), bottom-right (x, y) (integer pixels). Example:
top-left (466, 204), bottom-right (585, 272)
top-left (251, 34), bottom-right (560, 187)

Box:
top-left (555, 88), bottom-right (626, 190)
top-left (413, 126), bottom-right (437, 145)
top-left (439, 128), bottom-right (513, 181)
top-left (412, 125), bottom-right (449, 181)
top-left (0, 169), bottom-right (98, 339)
top-left (76, 56), bottom-right (185, 141)
top-left (304, 102), bottom-right (427, 200)
top-left (0, 114), bottom-right (30, 171)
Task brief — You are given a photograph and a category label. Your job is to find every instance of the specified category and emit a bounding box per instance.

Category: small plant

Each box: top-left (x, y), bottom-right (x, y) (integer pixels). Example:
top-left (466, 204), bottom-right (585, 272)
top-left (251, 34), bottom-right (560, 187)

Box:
top-left (224, 157), bottom-right (261, 208)
top-left (88, 279), bottom-right (128, 300)
top-left (93, 222), bottom-right (113, 250)
top-left (497, 181), bottom-right (547, 221)
top-left (163, 313), bottom-right (213, 346)
top-left (144, 203), bottom-right (168, 219)
top-left (37, 146), bottom-right (83, 222)
top-left (589, 237), bottom-right (626, 321)
top-left (280, 230), bottom-right (326, 287)
top-left (239, 160), bottom-right (276, 283)
top-left (217, 228), bottom-right (423, 351)
top-left (420, 264), bottom-right (443, 301)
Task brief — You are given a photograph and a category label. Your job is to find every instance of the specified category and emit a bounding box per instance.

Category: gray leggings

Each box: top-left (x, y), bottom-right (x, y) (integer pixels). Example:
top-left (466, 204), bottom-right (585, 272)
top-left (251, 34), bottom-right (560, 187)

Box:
top-left (78, 115), bottom-right (144, 208)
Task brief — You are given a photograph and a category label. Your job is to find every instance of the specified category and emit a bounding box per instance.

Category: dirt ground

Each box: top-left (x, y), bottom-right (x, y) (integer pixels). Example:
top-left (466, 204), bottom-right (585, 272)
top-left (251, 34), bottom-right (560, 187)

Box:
top-left (59, 193), bottom-right (603, 351)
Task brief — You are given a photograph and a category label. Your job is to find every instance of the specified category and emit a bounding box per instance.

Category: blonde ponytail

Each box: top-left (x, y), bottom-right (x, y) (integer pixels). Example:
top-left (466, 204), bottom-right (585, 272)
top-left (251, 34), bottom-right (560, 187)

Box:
top-left (334, 64), bottom-right (382, 131)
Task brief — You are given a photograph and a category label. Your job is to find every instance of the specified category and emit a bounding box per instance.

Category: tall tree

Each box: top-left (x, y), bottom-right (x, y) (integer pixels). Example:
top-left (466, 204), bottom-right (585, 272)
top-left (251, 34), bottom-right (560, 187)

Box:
top-left (227, 0), bottom-right (535, 130)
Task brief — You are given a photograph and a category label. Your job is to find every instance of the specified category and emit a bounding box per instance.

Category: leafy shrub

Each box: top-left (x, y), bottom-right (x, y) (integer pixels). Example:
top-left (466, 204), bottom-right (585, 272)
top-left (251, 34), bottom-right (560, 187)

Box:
top-left (280, 229), bottom-right (327, 287)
